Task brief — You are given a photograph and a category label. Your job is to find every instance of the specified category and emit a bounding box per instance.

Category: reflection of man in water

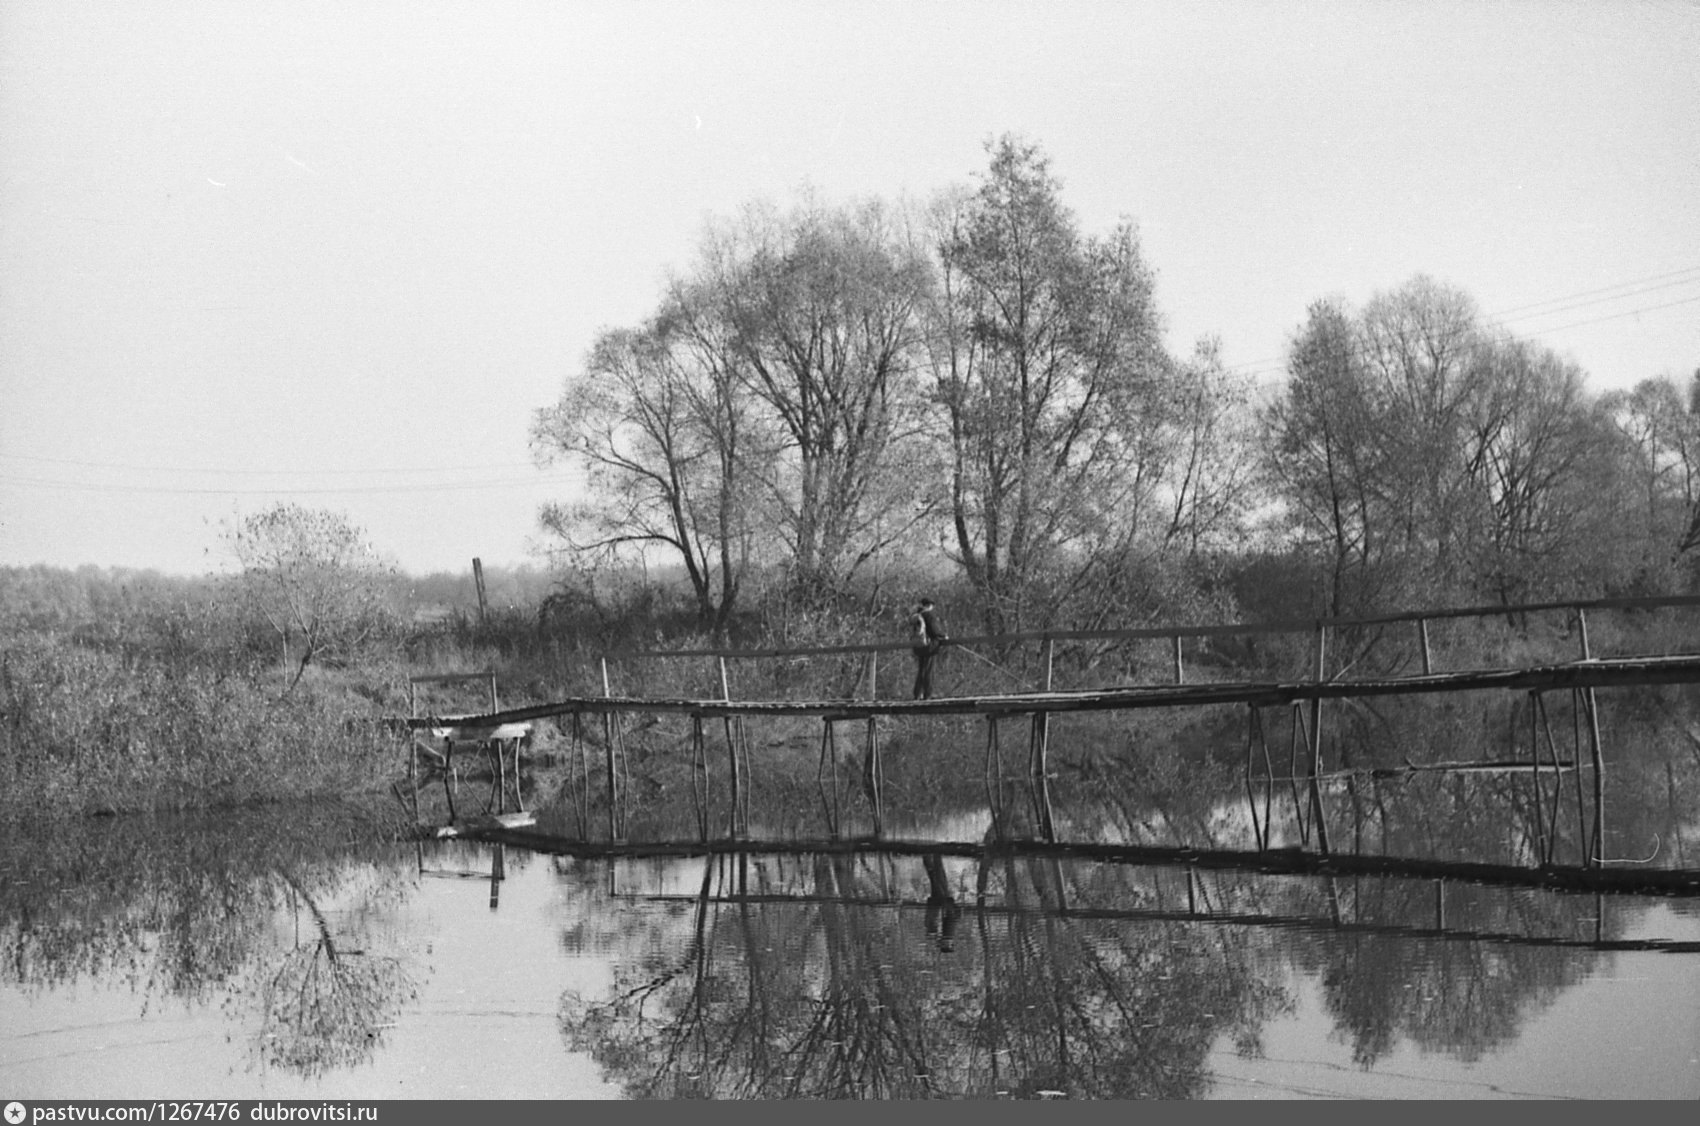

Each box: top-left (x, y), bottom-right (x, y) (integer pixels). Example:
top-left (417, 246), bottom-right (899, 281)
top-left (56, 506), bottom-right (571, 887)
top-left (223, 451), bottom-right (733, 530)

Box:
top-left (922, 853), bottom-right (959, 953)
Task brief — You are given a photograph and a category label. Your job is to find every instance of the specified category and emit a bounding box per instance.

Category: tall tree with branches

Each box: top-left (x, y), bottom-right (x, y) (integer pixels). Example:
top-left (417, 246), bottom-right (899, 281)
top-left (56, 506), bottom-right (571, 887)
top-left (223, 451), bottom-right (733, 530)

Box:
top-left (925, 136), bottom-right (1171, 632)
top-left (532, 309), bottom-right (766, 636)
top-left (692, 194), bottom-right (938, 602)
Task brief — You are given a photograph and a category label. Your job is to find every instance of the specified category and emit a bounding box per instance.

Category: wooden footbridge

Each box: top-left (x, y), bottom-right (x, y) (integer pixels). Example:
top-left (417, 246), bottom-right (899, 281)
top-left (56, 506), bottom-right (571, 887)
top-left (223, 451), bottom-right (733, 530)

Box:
top-left (394, 594), bottom-right (1700, 889)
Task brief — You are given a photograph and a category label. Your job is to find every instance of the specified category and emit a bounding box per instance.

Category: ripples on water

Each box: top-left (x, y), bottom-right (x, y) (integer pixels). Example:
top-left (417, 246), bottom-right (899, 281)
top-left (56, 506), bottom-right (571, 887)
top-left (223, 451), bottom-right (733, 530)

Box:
top-left (2, 801), bottom-right (1697, 1099)
top-left (5, 685), bottom-right (1700, 1097)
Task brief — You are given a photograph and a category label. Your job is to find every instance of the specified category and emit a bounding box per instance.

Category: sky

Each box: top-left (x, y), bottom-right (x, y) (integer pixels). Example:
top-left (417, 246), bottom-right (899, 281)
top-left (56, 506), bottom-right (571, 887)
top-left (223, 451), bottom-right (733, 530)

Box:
top-left (2, 0), bottom-right (1697, 578)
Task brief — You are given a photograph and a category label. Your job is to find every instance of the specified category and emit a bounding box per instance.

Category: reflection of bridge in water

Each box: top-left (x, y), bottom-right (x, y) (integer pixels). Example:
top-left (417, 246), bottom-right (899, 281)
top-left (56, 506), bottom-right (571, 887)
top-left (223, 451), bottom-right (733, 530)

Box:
top-left (597, 853), bottom-right (1700, 955)
top-left (396, 594), bottom-right (1700, 896)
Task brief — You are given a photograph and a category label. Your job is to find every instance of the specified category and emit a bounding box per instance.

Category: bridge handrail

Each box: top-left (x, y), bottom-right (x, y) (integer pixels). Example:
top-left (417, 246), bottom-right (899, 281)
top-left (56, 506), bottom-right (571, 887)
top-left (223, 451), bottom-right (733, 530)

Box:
top-left (600, 593), bottom-right (1700, 663)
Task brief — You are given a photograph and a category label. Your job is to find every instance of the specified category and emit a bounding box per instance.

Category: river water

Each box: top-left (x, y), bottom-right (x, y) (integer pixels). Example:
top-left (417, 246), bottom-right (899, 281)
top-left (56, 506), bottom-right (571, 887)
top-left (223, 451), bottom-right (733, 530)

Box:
top-left (6, 681), bottom-right (1700, 1099)
top-left (2, 803), bottom-right (1697, 1099)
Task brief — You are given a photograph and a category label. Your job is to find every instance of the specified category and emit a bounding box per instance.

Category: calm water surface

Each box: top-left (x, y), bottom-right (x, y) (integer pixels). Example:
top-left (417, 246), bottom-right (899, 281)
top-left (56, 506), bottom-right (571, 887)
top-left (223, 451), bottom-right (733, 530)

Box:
top-left (3, 805), bottom-right (1697, 1099)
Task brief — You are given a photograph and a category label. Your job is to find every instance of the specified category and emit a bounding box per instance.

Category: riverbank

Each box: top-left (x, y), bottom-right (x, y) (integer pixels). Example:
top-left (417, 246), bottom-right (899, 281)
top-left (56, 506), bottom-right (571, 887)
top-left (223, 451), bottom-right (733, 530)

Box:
top-left (0, 636), bottom-right (405, 821)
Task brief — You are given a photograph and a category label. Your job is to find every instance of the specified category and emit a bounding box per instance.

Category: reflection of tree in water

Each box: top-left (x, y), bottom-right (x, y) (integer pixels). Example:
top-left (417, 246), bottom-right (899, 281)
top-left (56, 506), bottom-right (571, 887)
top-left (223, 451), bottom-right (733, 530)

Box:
top-left (1, 818), bottom-right (278, 1004)
top-left (1284, 877), bottom-right (1595, 1068)
top-left (0, 806), bottom-right (419, 1079)
top-left (244, 872), bottom-right (417, 1079)
top-left (963, 855), bottom-right (1290, 1098)
top-left (557, 852), bottom-right (1292, 1098)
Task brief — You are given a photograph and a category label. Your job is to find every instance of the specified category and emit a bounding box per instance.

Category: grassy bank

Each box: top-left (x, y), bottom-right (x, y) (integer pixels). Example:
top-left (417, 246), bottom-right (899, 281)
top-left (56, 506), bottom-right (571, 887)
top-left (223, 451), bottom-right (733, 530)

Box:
top-left (6, 558), bottom-right (1696, 825)
top-left (0, 637), bottom-right (402, 820)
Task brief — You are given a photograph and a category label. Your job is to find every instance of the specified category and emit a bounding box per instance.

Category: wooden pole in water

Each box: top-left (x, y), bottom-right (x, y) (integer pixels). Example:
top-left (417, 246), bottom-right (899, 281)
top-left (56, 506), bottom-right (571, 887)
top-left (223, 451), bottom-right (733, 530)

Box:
top-left (1244, 706), bottom-right (1263, 851)
top-left (571, 712), bottom-right (587, 835)
top-left (818, 719), bottom-right (840, 830)
top-left (719, 656), bottom-right (744, 839)
top-left (1289, 705), bottom-right (1309, 845)
top-left (1309, 622), bottom-right (1331, 854)
top-left (692, 716), bottom-right (708, 841)
top-left (867, 716), bottom-right (883, 836)
top-left (1173, 634), bottom-right (1184, 684)
top-left (442, 736), bottom-right (458, 824)
top-left (1537, 695), bottom-right (1564, 865)
top-left (1528, 692), bottom-right (1547, 864)
top-left (858, 645), bottom-right (882, 834)
top-left (1668, 761), bottom-right (1687, 866)
top-left (1585, 689), bottom-right (1606, 867)
top-left (1257, 707), bottom-right (1276, 849)
top-left (602, 657), bottom-right (618, 841)
top-left (1033, 638), bottom-right (1054, 836)
top-left (1576, 613), bottom-right (1605, 866)
top-left (1570, 688), bottom-right (1590, 867)
top-left (1417, 618), bottom-right (1432, 674)
top-left (1032, 711), bottom-right (1056, 842)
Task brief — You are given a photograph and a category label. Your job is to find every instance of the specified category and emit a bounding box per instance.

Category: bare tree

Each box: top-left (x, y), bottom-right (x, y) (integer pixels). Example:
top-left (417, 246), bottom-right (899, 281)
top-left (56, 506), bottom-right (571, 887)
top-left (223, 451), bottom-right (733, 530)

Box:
top-left (924, 136), bottom-right (1170, 632)
top-left (225, 504), bottom-right (392, 690)
top-left (1265, 298), bottom-right (1401, 616)
top-left (1595, 370), bottom-right (1700, 589)
top-left (1462, 336), bottom-right (1607, 606)
top-left (1157, 336), bottom-right (1260, 559)
top-left (532, 313), bottom-right (767, 636)
top-left (687, 193), bottom-right (939, 601)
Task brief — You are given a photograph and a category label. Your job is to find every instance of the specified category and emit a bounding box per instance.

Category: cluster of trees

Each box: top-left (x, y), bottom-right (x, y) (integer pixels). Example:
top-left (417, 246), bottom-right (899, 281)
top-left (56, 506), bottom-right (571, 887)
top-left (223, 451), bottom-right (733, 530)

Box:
top-left (535, 135), bottom-right (1700, 637)
top-left (1269, 283), bottom-right (1700, 618)
top-left (534, 137), bottom-right (1247, 637)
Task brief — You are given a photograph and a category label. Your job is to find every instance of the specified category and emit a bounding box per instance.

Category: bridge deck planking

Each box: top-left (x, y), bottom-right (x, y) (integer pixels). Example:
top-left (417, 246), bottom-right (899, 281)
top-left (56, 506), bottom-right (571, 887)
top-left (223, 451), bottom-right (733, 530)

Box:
top-left (397, 653), bottom-right (1700, 730)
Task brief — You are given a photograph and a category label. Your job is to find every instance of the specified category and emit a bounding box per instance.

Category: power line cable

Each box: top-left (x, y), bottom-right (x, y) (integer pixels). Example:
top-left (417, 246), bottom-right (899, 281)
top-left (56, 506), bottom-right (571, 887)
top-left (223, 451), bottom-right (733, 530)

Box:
top-left (1219, 266), bottom-right (1700, 380)
top-left (1490, 264), bottom-right (1700, 318)
top-left (1220, 289), bottom-right (1700, 386)
top-left (1497, 277), bottom-right (1700, 327)
top-left (1511, 292), bottom-right (1700, 335)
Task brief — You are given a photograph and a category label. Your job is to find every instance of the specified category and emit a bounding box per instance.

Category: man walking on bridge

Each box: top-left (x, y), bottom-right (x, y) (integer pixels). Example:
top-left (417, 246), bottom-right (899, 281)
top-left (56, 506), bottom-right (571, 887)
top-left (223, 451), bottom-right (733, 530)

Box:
top-left (910, 598), bottom-right (949, 700)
